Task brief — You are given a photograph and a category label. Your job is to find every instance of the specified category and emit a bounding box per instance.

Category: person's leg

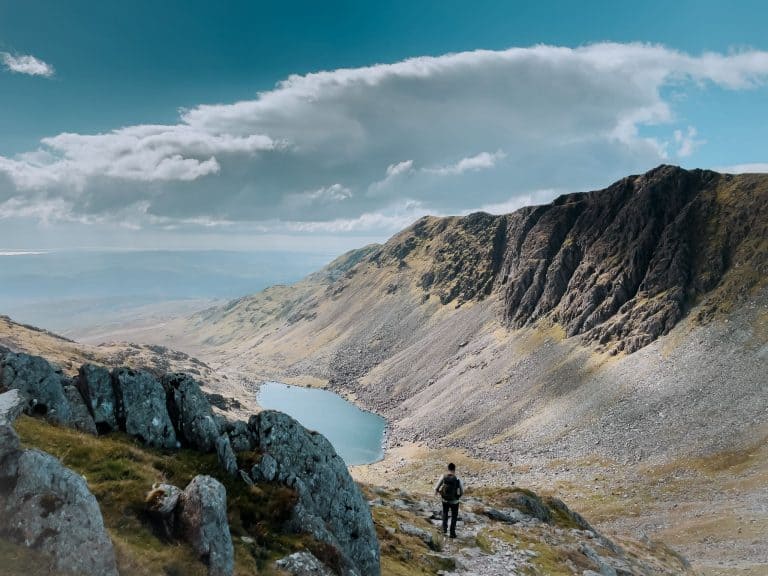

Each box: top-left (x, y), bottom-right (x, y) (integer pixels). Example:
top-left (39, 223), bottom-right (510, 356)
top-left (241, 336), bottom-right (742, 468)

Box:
top-left (449, 503), bottom-right (459, 537)
top-left (442, 501), bottom-right (449, 534)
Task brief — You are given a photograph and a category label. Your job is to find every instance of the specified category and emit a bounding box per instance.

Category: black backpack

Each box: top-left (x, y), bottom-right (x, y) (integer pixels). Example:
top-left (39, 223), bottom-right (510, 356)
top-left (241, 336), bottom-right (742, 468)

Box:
top-left (440, 475), bottom-right (460, 501)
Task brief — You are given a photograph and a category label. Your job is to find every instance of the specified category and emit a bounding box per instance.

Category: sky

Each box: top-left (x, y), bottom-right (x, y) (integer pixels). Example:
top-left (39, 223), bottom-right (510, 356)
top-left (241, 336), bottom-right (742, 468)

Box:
top-left (1, 0), bottom-right (767, 253)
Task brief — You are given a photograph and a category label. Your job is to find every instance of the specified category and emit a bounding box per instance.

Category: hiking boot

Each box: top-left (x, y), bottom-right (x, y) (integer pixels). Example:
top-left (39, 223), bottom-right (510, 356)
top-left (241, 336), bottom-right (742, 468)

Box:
top-left (449, 533), bottom-right (457, 539)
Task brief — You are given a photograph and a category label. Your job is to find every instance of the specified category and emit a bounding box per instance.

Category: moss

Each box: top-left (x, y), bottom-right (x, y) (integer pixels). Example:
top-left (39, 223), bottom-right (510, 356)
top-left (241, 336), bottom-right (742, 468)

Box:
top-left (12, 415), bottom-right (312, 576)
top-left (475, 530), bottom-right (495, 554)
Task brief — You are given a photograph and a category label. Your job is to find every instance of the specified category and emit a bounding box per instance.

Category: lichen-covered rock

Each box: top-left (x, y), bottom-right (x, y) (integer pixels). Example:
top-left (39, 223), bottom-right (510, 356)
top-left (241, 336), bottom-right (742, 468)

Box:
top-left (276, 551), bottom-right (334, 575)
top-left (113, 368), bottom-right (177, 449)
top-left (0, 448), bottom-right (118, 576)
top-left (0, 352), bottom-right (71, 424)
top-left (62, 385), bottom-right (97, 435)
top-left (259, 453), bottom-right (278, 482)
top-left (224, 419), bottom-right (253, 452)
top-left (177, 475), bottom-right (234, 576)
top-left (76, 364), bottom-right (118, 433)
top-left (215, 433), bottom-right (238, 476)
top-left (163, 373), bottom-right (220, 452)
top-left (250, 410), bottom-right (380, 576)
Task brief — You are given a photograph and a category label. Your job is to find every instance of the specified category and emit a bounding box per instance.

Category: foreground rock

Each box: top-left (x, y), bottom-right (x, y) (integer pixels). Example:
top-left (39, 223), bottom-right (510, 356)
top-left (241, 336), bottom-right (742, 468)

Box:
top-left (276, 551), bottom-right (334, 575)
top-left (176, 475), bottom-right (234, 576)
top-left (250, 410), bottom-right (380, 576)
top-left (0, 390), bottom-right (119, 576)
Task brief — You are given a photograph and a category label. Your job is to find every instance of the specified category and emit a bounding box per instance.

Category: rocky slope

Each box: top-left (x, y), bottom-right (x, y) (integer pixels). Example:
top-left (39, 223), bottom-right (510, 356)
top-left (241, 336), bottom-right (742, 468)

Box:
top-left (136, 165), bottom-right (768, 574)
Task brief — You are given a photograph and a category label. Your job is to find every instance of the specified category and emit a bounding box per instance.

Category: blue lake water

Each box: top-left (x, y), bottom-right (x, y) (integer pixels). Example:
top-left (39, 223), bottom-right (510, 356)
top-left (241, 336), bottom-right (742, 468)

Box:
top-left (257, 382), bottom-right (387, 466)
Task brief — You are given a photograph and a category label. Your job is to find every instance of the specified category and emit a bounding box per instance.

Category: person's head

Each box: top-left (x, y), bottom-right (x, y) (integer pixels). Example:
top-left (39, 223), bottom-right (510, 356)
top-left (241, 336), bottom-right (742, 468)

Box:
top-left (447, 462), bottom-right (456, 473)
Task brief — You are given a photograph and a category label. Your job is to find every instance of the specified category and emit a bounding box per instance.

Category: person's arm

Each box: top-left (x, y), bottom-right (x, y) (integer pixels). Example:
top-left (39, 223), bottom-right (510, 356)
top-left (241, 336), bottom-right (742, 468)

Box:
top-left (434, 475), bottom-right (444, 494)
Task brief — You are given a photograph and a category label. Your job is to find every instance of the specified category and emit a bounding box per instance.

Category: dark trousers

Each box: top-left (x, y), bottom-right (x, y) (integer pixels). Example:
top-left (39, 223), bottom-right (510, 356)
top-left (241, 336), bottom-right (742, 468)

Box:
top-left (442, 501), bottom-right (459, 536)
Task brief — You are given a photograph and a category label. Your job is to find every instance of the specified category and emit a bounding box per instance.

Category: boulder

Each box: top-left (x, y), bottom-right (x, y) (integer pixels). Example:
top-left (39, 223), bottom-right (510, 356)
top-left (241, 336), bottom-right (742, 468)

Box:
top-left (62, 385), bottom-right (97, 435)
top-left (250, 410), bottom-right (380, 576)
top-left (276, 551), bottom-right (334, 575)
top-left (177, 475), bottom-right (234, 576)
top-left (76, 364), bottom-right (118, 433)
top-left (162, 373), bottom-right (220, 452)
top-left (0, 448), bottom-right (118, 576)
top-left (0, 352), bottom-right (71, 425)
top-left (145, 482), bottom-right (183, 540)
top-left (112, 368), bottom-right (177, 449)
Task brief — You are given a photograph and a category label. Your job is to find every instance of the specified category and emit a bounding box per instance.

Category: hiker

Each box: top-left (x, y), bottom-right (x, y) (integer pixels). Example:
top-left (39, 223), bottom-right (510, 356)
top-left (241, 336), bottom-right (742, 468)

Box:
top-left (434, 462), bottom-right (464, 538)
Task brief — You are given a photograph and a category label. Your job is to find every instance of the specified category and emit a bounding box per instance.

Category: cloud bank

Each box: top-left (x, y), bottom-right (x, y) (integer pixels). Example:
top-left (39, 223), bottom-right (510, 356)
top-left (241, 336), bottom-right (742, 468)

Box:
top-left (2, 43), bottom-right (768, 243)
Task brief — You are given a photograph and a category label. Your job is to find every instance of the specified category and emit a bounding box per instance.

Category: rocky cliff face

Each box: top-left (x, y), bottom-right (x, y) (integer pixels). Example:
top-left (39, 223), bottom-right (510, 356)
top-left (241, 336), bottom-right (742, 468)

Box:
top-left (369, 165), bottom-right (767, 353)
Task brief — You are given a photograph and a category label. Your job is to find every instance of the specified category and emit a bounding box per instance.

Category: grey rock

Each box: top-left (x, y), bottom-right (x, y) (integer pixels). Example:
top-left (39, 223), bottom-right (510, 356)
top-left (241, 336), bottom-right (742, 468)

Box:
top-left (0, 448), bottom-right (118, 576)
top-left (62, 385), bottom-right (97, 435)
top-left (259, 453), bottom-right (278, 482)
top-left (113, 368), bottom-right (177, 449)
top-left (580, 543), bottom-right (618, 576)
top-left (215, 433), bottom-right (238, 476)
top-left (276, 551), bottom-right (334, 576)
top-left (251, 410), bottom-right (380, 576)
top-left (224, 419), bottom-right (253, 452)
top-left (0, 389), bottom-right (24, 463)
top-left (162, 373), bottom-right (220, 452)
top-left (76, 364), bottom-right (118, 432)
top-left (177, 475), bottom-right (234, 576)
top-left (0, 352), bottom-right (71, 425)
top-left (483, 508), bottom-right (523, 524)
top-left (398, 521), bottom-right (434, 547)
top-left (146, 482), bottom-right (182, 540)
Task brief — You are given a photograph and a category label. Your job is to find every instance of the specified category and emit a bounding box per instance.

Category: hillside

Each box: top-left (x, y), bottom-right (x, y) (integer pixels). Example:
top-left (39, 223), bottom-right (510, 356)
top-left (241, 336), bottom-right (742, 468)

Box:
top-left (144, 165), bottom-right (768, 575)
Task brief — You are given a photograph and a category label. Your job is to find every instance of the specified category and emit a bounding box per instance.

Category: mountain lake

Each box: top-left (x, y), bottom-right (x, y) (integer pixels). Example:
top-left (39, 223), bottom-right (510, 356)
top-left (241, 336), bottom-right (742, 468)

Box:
top-left (257, 382), bottom-right (387, 465)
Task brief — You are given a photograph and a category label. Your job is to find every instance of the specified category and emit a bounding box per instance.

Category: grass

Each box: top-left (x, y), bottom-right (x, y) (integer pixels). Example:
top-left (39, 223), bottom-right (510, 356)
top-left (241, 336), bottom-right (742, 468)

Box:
top-left (12, 415), bottom-right (312, 576)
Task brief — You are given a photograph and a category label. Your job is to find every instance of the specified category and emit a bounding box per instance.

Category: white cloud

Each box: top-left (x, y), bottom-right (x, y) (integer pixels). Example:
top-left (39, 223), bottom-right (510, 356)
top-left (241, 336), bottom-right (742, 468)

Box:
top-left (674, 126), bottom-right (705, 157)
top-left (426, 150), bottom-right (506, 176)
top-left (2, 42), bottom-right (768, 239)
top-left (1, 52), bottom-right (55, 77)
top-left (717, 162), bottom-right (768, 173)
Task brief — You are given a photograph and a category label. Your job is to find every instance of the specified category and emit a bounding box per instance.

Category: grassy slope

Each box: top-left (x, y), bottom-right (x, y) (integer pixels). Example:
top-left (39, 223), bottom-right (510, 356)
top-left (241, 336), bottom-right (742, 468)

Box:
top-left (12, 416), bottom-right (312, 576)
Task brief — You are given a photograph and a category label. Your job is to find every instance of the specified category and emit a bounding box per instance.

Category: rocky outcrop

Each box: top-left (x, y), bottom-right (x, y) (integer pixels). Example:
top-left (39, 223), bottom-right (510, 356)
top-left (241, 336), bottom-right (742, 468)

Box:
top-left (0, 391), bottom-right (118, 576)
top-left (163, 372), bottom-right (221, 452)
top-left (76, 364), bottom-right (118, 433)
top-left (498, 165), bottom-right (768, 352)
top-left (177, 475), bottom-right (234, 576)
top-left (113, 367), bottom-right (178, 449)
top-left (0, 352), bottom-right (72, 424)
top-left (350, 165), bottom-right (768, 354)
top-left (249, 410), bottom-right (380, 576)
top-left (62, 384), bottom-right (97, 434)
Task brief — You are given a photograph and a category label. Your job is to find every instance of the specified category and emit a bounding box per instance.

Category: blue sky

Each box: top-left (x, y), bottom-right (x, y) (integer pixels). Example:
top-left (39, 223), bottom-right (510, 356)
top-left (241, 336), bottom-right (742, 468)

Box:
top-left (0, 0), bottom-right (767, 252)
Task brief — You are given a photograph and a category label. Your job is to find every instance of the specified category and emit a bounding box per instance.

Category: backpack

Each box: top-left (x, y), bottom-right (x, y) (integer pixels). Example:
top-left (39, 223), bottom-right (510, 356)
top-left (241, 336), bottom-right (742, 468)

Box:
top-left (440, 475), bottom-right (461, 501)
